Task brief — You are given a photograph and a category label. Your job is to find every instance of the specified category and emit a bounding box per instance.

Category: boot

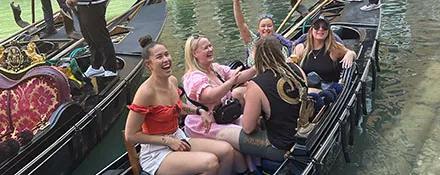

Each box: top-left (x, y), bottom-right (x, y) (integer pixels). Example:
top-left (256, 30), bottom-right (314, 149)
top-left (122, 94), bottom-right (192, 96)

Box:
top-left (61, 9), bottom-right (82, 40)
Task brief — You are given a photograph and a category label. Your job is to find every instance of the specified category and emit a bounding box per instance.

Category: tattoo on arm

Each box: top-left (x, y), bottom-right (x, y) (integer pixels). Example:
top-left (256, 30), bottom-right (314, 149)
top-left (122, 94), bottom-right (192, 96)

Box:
top-left (181, 104), bottom-right (196, 115)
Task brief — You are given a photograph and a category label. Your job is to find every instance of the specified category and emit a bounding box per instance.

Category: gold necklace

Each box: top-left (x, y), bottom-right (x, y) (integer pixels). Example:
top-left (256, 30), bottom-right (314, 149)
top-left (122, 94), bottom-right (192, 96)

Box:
top-left (311, 47), bottom-right (323, 59)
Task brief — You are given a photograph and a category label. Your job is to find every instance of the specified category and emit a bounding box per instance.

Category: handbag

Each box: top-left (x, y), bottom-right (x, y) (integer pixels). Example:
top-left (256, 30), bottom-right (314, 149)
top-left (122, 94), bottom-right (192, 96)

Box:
top-left (179, 69), bottom-right (243, 124)
top-left (212, 97), bottom-right (242, 124)
top-left (211, 70), bottom-right (242, 124)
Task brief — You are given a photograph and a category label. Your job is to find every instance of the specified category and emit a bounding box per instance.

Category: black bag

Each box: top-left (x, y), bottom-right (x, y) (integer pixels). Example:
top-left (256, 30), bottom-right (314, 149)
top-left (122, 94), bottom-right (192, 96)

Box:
top-left (212, 98), bottom-right (242, 124)
top-left (180, 88), bottom-right (242, 124)
top-left (179, 68), bottom-right (243, 125)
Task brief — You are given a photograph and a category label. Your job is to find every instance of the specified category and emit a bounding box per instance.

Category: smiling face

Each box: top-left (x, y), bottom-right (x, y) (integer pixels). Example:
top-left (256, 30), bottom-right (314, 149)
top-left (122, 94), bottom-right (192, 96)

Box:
top-left (257, 18), bottom-right (274, 37)
top-left (192, 37), bottom-right (214, 66)
top-left (311, 21), bottom-right (329, 41)
top-left (146, 44), bottom-right (172, 77)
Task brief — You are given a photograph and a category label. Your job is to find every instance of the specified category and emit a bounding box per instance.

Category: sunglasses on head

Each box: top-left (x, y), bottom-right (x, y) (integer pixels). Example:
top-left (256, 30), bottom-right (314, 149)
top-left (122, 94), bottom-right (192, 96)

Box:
top-left (312, 22), bottom-right (329, 30)
top-left (190, 34), bottom-right (205, 49)
top-left (259, 13), bottom-right (274, 21)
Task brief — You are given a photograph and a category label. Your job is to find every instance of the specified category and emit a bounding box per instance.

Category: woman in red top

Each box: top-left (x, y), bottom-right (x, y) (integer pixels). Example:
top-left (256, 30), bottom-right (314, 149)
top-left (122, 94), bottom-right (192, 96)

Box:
top-left (125, 36), bottom-right (235, 175)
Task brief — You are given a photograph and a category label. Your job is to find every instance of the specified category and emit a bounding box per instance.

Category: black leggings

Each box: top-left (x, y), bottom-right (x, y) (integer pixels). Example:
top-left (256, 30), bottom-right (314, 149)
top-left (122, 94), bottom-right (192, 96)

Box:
top-left (369, 0), bottom-right (379, 4)
top-left (77, 3), bottom-right (117, 72)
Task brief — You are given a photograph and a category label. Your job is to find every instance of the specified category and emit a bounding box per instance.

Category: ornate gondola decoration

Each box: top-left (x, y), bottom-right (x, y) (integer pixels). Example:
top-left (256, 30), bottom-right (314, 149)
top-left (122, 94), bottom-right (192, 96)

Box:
top-left (0, 42), bottom-right (45, 75)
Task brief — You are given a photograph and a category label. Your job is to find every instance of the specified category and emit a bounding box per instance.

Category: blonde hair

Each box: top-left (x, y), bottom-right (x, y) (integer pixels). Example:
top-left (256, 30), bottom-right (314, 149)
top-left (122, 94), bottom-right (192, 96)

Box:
top-left (300, 27), bottom-right (343, 66)
top-left (184, 35), bottom-right (211, 73)
top-left (254, 36), bottom-right (304, 87)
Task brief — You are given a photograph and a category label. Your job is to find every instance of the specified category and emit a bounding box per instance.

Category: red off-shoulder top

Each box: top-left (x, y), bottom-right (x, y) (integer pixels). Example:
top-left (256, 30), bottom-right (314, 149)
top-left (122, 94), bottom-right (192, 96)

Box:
top-left (127, 99), bottom-right (182, 135)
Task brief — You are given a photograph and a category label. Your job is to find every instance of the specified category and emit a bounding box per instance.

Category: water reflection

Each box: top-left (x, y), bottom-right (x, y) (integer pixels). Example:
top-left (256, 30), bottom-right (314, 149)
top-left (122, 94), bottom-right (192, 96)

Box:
top-left (332, 0), bottom-right (440, 174)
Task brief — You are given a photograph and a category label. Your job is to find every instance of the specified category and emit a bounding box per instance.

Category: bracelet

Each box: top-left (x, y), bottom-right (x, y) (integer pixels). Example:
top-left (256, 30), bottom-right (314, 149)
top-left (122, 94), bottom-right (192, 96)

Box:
top-left (196, 106), bottom-right (203, 115)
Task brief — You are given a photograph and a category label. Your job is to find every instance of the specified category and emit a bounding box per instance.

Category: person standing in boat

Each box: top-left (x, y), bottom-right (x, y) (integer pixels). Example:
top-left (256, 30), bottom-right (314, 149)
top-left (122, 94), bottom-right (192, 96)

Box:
top-left (232, 0), bottom-right (294, 67)
top-left (66, 0), bottom-right (118, 77)
top-left (125, 36), bottom-right (236, 175)
top-left (182, 35), bottom-right (256, 174)
top-left (40, 0), bottom-right (81, 39)
top-left (293, 17), bottom-right (356, 88)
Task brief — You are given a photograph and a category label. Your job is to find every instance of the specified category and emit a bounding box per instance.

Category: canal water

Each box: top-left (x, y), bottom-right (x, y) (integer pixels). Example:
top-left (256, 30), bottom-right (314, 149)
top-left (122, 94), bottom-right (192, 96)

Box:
top-left (1, 0), bottom-right (439, 174)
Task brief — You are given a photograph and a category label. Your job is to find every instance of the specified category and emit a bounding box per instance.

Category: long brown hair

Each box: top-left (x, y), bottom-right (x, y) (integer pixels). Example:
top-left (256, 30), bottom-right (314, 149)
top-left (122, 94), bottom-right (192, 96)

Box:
top-left (300, 26), bottom-right (343, 66)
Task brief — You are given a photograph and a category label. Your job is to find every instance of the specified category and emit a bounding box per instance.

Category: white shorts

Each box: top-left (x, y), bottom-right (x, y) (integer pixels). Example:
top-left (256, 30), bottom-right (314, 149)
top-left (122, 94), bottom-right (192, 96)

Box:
top-left (139, 128), bottom-right (189, 175)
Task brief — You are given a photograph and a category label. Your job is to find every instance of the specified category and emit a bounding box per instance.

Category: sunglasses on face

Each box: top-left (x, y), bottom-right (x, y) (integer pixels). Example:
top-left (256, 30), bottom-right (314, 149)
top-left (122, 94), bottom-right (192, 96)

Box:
top-left (312, 23), bottom-right (329, 30)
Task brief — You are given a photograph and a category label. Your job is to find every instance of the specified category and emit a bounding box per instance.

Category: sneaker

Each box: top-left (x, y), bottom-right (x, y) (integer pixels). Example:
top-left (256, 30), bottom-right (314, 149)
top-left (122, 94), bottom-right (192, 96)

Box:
top-left (360, 3), bottom-right (381, 11)
top-left (103, 70), bottom-right (118, 77)
top-left (84, 66), bottom-right (105, 77)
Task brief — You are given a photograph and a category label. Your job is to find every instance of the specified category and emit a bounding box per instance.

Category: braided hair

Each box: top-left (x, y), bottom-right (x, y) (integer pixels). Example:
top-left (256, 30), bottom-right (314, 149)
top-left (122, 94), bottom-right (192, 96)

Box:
top-left (254, 36), bottom-right (305, 88)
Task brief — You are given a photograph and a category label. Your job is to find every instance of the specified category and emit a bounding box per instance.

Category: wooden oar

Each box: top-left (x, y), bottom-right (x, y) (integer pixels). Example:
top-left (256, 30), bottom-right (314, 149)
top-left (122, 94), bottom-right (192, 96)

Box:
top-left (276, 0), bottom-right (303, 33)
top-left (283, 0), bottom-right (333, 39)
top-left (31, 0), bottom-right (35, 23)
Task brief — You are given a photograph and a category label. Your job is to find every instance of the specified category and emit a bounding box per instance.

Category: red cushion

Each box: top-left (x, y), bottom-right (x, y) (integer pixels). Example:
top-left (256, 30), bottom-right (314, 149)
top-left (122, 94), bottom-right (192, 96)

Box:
top-left (0, 66), bottom-right (70, 138)
top-left (0, 89), bottom-right (11, 141)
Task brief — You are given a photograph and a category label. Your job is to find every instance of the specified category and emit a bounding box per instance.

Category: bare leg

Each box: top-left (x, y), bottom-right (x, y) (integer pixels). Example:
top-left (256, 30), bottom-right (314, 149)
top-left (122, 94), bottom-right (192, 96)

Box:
top-left (216, 127), bottom-right (248, 173)
top-left (189, 138), bottom-right (234, 175)
top-left (156, 152), bottom-right (219, 175)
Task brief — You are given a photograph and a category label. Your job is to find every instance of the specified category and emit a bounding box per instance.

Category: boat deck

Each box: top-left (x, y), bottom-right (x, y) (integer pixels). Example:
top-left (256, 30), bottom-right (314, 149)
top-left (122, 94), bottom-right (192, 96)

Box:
top-left (336, 1), bottom-right (380, 26)
top-left (116, 1), bottom-right (166, 79)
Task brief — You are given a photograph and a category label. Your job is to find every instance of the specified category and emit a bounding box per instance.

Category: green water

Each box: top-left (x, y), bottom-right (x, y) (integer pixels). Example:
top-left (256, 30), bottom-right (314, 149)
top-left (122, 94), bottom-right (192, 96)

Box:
top-left (0, 0), bottom-right (132, 39)
top-left (2, 0), bottom-right (440, 174)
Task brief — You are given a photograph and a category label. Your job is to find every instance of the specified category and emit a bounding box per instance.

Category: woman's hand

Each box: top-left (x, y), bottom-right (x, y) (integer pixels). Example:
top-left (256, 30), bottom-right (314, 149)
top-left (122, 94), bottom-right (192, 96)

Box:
top-left (200, 109), bottom-right (214, 133)
top-left (340, 50), bottom-right (356, 69)
top-left (166, 137), bottom-right (191, 151)
top-left (227, 66), bottom-right (243, 88)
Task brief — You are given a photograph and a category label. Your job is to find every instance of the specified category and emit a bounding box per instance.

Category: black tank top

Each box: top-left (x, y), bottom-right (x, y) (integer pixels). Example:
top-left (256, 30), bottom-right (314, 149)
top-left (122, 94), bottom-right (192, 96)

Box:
top-left (302, 48), bottom-right (342, 82)
top-left (252, 63), bottom-right (302, 150)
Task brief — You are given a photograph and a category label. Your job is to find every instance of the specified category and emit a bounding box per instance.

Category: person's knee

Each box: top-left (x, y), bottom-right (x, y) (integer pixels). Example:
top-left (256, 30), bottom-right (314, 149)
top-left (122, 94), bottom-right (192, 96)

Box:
top-left (203, 154), bottom-right (220, 172)
top-left (216, 142), bottom-right (235, 159)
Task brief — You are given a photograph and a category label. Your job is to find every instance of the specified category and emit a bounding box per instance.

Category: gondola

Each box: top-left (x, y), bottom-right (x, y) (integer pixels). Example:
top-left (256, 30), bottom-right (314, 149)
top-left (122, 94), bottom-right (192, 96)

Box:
top-left (96, 0), bottom-right (380, 175)
top-left (273, 0), bottom-right (381, 174)
top-left (0, 0), bottom-right (167, 174)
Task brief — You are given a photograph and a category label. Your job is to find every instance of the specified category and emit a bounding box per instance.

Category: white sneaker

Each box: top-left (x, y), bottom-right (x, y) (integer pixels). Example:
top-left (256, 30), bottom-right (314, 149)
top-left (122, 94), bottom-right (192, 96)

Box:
top-left (84, 66), bottom-right (105, 77)
top-left (360, 3), bottom-right (381, 11)
top-left (103, 70), bottom-right (118, 77)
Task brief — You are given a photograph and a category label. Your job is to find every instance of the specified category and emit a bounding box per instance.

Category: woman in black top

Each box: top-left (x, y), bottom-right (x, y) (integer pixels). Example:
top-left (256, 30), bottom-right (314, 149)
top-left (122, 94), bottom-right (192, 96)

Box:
top-left (239, 36), bottom-right (307, 161)
top-left (293, 17), bottom-right (356, 85)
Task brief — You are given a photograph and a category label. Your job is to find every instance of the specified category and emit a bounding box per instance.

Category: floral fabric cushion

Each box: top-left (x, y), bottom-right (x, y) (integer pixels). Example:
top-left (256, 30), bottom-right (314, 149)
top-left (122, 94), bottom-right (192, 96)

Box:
top-left (0, 66), bottom-right (70, 140)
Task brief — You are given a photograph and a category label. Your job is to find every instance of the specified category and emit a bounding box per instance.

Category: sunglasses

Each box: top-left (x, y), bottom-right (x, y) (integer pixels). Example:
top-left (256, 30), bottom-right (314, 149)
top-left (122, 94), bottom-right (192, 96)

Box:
top-left (258, 13), bottom-right (274, 21)
top-left (312, 23), bottom-right (329, 30)
top-left (190, 34), bottom-right (205, 50)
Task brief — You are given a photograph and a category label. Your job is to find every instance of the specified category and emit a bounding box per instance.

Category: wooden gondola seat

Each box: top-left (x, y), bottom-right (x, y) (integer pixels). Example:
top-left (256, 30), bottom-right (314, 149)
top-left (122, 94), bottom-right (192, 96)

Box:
top-left (0, 66), bottom-right (70, 141)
